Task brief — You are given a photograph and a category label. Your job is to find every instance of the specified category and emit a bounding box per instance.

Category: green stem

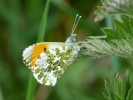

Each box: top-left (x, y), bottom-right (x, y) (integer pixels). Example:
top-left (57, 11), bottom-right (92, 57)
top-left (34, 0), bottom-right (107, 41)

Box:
top-left (0, 87), bottom-right (4, 100)
top-left (26, 74), bottom-right (37, 100)
top-left (37, 0), bottom-right (50, 42)
top-left (105, 0), bottom-right (122, 73)
top-left (106, 15), bottom-right (122, 72)
top-left (26, 0), bottom-right (50, 100)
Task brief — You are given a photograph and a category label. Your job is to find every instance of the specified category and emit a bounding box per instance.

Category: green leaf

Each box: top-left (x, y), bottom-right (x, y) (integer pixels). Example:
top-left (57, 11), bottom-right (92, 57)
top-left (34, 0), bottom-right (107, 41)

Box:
top-left (78, 17), bottom-right (133, 58)
top-left (121, 75), bottom-right (126, 100)
top-left (105, 80), bottom-right (115, 99)
top-left (103, 70), bottom-right (133, 100)
top-left (103, 17), bottom-right (133, 40)
top-left (94, 0), bottom-right (133, 22)
top-left (126, 88), bottom-right (133, 100)
top-left (103, 92), bottom-right (113, 100)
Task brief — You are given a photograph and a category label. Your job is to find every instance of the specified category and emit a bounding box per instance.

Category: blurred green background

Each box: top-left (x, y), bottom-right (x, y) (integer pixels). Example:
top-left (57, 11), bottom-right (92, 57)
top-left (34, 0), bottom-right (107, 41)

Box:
top-left (0, 0), bottom-right (133, 100)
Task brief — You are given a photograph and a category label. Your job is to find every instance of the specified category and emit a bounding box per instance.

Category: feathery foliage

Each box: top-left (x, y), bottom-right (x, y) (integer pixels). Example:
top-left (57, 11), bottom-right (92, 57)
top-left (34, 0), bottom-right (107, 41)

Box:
top-left (94, 0), bottom-right (133, 22)
top-left (103, 70), bottom-right (133, 100)
top-left (78, 0), bottom-right (133, 59)
top-left (78, 17), bottom-right (133, 58)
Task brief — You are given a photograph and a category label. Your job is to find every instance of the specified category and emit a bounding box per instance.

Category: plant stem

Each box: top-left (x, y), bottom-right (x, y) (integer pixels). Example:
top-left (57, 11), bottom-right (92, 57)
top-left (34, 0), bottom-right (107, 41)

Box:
top-left (106, 15), bottom-right (122, 72)
top-left (26, 0), bottom-right (50, 100)
top-left (37, 0), bottom-right (50, 42)
top-left (0, 87), bottom-right (4, 100)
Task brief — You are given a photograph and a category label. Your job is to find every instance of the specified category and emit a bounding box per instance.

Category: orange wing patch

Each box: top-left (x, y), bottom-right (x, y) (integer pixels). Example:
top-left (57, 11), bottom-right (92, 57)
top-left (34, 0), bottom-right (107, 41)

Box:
top-left (31, 43), bottom-right (49, 66)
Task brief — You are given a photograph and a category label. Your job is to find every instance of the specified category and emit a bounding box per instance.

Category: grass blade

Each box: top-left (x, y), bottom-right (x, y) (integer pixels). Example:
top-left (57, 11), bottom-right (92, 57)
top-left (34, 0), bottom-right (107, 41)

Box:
top-left (37, 0), bottom-right (50, 42)
top-left (26, 0), bottom-right (50, 100)
top-left (0, 87), bottom-right (4, 100)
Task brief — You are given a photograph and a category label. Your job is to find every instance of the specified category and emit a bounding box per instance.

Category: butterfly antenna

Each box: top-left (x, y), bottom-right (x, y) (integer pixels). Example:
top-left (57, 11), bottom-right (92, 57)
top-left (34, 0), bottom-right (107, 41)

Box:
top-left (71, 14), bottom-right (81, 35)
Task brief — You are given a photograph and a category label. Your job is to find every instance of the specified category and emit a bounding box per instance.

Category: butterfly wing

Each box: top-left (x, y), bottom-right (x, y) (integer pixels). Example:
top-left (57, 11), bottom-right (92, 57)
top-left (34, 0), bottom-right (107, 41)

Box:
top-left (23, 42), bottom-right (76, 86)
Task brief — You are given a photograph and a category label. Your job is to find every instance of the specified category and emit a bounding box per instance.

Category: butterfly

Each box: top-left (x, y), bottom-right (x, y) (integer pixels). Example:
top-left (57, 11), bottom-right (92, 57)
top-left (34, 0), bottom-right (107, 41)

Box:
top-left (22, 14), bottom-right (81, 86)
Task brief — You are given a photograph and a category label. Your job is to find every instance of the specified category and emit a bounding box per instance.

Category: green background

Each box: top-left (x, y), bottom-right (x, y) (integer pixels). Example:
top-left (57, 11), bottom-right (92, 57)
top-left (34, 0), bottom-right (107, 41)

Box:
top-left (0, 0), bottom-right (132, 100)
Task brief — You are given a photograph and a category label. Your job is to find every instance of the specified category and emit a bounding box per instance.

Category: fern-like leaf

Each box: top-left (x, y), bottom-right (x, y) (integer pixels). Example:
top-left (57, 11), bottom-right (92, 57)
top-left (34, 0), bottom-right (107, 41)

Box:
top-left (94, 0), bottom-right (133, 22)
top-left (78, 17), bottom-right (133, 58)
top-left (103, 70), bottom-right (133, 100)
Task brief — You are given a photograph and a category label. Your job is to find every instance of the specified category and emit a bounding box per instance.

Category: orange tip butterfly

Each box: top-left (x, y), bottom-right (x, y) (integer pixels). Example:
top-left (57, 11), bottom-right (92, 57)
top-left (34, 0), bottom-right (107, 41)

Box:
top-left (22, 14), bottom-right (81, 86)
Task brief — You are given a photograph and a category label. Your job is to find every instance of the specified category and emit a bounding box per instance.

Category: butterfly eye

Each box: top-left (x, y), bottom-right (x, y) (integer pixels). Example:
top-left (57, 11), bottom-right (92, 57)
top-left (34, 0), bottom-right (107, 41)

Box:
top-left (72, 37), bottom-right (78, 43)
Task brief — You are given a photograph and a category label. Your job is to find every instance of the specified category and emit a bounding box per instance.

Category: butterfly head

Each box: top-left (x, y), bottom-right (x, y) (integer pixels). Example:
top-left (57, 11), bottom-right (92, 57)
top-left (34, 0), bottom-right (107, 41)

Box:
top-left (65, 14), bottom-right (81, 51)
